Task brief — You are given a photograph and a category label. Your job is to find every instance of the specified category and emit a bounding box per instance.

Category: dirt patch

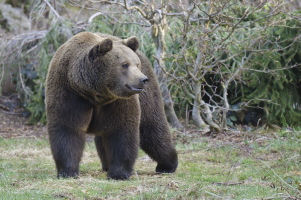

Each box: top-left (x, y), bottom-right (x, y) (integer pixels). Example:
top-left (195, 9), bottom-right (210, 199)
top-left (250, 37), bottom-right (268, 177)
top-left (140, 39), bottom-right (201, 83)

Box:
top-left (0, 105), bottom-right (46, 138)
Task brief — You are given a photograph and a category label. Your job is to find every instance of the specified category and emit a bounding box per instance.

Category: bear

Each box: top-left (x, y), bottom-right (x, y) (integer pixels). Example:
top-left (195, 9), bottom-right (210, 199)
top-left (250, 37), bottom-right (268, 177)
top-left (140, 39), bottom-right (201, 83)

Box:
top-left (45, 32), bottom-right (178, 180)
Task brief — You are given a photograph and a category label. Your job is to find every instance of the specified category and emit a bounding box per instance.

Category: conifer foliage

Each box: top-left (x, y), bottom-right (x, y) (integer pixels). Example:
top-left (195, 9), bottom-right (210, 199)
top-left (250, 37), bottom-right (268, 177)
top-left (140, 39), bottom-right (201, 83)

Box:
top-left (241, 14), bottom-right (301, 126)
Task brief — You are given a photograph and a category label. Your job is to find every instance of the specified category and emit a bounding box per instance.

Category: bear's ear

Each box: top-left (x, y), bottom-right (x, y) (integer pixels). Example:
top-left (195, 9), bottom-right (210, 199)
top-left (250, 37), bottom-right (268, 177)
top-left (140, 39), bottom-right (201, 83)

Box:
top-left (124, 36), bottom-right (139, 51)
top-left (88, 38), bottom-right (113, 62)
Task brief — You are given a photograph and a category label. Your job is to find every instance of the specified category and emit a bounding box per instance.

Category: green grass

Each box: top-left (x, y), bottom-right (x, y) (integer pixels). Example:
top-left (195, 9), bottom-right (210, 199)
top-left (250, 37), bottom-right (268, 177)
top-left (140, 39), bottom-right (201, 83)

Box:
top-left (0, 130), bottom-right (300, 200)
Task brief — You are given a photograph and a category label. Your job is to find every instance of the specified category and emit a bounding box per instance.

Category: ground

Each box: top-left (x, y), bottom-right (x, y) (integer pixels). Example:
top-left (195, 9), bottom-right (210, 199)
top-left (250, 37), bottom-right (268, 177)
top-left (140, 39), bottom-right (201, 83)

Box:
top-left (0, 107), bottom-right (46, 138)
top-left (0, 100), bottom-right (300, 199)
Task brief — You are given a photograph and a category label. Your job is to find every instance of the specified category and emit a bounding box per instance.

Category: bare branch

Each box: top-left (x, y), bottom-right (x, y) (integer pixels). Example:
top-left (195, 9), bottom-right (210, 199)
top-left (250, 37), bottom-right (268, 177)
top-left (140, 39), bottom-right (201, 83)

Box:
top-left (123, 0), bottom-right (147, 18)
top-left (43, 0), bottom-right (60, 18)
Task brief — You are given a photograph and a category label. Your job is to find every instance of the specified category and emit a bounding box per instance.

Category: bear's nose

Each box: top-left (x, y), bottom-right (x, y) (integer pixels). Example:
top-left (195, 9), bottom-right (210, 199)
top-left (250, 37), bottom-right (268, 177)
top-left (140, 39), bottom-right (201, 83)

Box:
top-left (140, 77), bottom-right (149, 85)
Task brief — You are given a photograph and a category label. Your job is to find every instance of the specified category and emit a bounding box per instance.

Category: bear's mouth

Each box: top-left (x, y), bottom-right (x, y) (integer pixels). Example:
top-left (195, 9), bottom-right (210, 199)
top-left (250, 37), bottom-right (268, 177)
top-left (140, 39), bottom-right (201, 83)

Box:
top-left (125, 84), bottom-right (144, 93)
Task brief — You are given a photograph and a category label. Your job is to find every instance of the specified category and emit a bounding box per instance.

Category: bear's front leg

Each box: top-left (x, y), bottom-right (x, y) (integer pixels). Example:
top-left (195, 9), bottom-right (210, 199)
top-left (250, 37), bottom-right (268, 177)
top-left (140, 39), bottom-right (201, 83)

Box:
top-left (48, 125), bottom-right (86, 178)
top-left (91, 98), bottom-right (140, 180)
top-left (95, 130), bottom-right (139, 180)
top-left (46, 91), bottom-right (93, 178)
top-left (104, 131), bottom-right (139, 180)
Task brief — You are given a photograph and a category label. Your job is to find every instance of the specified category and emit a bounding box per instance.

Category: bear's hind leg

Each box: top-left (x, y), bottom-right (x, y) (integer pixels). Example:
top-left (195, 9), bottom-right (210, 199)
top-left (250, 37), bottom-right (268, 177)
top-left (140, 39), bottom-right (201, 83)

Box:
top-left (48, 126), bottom-right (86, 178)
top-left (94, 136), bottom-right (109, 172)
top-left (137, 50), bottom-right (178, 174)
top-left (140, 125), bottom-right (178, 174)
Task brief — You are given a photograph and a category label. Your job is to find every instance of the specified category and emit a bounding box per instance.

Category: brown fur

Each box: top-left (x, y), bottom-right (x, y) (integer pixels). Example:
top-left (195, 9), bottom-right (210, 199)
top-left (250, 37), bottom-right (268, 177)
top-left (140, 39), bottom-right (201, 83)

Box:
top-left (45, 32), bottom-right (178, 180)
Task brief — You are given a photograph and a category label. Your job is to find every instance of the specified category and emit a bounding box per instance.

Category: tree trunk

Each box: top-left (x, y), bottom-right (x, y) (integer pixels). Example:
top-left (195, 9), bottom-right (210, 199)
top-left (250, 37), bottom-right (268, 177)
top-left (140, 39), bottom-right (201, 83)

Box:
top-left (152, 22), bottom-right (183, 130)
top-left (192, 84), bottom-right (207, 128)
top-left (191, 52), bottom-right (220, 132)
top-left (200, 100), bottom-right (221, 133)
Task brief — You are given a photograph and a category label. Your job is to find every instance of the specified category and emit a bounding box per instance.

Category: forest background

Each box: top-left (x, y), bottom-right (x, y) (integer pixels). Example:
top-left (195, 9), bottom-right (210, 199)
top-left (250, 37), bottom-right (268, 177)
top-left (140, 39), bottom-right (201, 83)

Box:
top-left (1, 0), bottom-right (301, 132)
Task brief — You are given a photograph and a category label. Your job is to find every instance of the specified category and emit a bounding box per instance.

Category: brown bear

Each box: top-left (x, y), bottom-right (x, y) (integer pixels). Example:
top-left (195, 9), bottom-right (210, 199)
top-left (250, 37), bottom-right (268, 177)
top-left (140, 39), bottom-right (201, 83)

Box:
top-left (45, 32), bottom-right (178, 180)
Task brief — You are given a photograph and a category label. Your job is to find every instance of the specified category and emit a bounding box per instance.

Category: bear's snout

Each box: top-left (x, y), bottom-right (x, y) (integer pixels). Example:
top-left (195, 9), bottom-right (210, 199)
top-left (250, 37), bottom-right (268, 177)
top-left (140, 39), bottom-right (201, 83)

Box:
top-left (140, 77), bottom-right (149, 85)
top-left (125, 75), bottom-right (148, 94)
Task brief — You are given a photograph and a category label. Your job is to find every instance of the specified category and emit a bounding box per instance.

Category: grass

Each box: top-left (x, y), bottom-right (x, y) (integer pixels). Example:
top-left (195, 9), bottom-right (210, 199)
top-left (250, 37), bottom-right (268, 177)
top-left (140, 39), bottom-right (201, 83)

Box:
top-left (0, 130), bottom-right (300, 200)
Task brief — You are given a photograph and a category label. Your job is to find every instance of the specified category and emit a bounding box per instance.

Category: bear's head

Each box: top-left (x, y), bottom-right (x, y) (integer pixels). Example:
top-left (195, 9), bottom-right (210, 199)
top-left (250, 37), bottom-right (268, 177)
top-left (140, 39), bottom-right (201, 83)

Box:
top-left (68, 33), bottom-right (149, 105)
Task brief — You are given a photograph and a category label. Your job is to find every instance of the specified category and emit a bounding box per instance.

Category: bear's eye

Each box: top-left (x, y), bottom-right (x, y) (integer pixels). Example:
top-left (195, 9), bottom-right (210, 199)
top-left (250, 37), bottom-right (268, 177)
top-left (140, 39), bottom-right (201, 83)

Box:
top-left (122, 64), bottom-right (129, 69)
